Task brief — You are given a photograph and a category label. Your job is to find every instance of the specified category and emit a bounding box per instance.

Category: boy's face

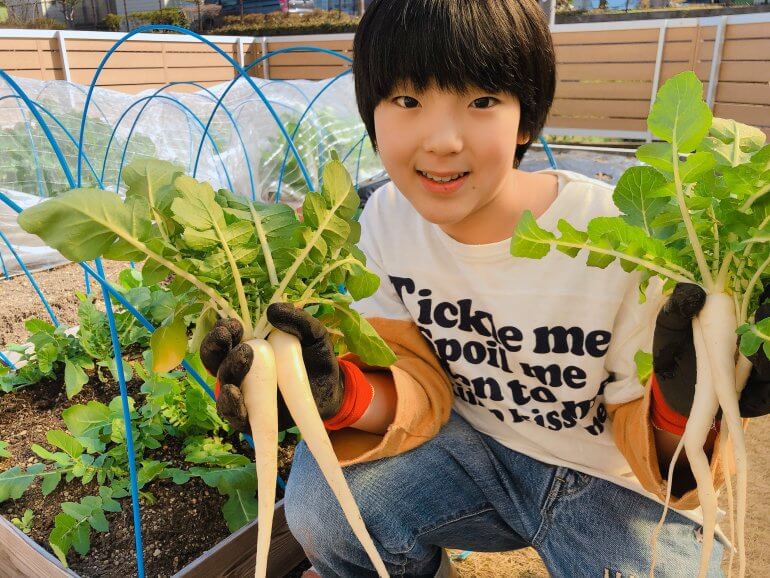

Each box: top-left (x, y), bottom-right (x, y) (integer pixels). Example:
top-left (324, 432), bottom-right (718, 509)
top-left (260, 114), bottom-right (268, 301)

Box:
top-left (373, 80), bottom-right (529, 234)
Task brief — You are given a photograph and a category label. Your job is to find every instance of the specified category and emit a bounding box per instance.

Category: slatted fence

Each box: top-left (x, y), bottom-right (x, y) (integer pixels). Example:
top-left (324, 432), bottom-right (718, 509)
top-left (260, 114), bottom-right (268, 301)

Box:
top-left (0, 13), bottom-right (767, 140)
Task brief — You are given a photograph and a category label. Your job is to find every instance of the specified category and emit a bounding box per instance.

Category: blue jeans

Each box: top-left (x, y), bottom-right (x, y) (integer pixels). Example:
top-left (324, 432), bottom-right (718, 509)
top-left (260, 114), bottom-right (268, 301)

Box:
top-left (285, 411), bottom-right (725, 577)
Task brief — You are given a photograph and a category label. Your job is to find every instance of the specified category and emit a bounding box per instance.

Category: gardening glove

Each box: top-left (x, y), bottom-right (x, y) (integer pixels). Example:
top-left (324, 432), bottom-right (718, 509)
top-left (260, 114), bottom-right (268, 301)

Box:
top-left (652, 282), bottom-right (770, 422)
top-left (199, 303), bottom-right (345, 433)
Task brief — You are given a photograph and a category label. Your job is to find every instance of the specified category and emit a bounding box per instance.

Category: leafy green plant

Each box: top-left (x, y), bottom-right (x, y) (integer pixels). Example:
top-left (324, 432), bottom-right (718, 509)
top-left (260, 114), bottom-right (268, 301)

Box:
top-left (0, 440), bottom-right (11, 459)
top-left (11, 508), bottom-right (34, 533)
top-left (49, 487), bottom-right (124, 566)
top-left (18, 155), bottom-right (395, 367)
top-left (511, 70), bottom-right (769, 577)
top-left (17, 154), bottom-right (395, 576)
top-left (0, 319), bottom-right (93, 396)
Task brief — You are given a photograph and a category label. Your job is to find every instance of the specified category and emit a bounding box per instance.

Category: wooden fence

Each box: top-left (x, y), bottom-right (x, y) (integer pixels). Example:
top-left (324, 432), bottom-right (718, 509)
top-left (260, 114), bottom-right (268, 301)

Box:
top-left (0, 12), bottom-right (767, 141)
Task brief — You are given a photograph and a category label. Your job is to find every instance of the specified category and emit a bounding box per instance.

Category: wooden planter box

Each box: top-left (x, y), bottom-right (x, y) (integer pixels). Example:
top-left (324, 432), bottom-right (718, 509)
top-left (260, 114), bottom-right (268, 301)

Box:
top-left (0, 499), bottom-right (306, 578)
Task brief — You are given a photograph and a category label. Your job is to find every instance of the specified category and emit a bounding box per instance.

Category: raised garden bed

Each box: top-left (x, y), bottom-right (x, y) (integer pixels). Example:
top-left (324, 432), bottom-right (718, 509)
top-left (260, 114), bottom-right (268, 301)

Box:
top-left (0, 266), bottom-right (311, 577)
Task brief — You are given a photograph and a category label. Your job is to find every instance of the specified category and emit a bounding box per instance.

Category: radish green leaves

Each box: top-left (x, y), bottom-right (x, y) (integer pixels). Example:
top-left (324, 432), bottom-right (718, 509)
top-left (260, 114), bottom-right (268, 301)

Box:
top-left (18, 153), bottom-right (396, 370)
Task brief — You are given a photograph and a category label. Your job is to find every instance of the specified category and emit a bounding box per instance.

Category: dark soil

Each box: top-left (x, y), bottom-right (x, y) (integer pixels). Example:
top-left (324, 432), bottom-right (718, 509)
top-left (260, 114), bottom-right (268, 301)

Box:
top-left (0, 362), bottom-right (300, 577)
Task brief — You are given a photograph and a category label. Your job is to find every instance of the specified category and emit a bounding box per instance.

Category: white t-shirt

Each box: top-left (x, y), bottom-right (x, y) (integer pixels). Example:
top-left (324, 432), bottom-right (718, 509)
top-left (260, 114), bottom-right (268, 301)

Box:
top-left (353, 168), bottom-right (677, 504)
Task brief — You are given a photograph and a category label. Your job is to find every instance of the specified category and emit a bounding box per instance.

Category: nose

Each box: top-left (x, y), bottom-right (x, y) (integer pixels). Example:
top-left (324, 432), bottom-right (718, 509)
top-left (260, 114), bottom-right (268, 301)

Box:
top-left (421, 113), bottom-right (464, 156)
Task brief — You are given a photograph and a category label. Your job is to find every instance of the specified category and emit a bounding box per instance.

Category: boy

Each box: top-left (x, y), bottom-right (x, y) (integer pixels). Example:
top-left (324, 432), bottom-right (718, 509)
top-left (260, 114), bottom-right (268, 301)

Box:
top-left (201, 0), bottom-right (770, 576)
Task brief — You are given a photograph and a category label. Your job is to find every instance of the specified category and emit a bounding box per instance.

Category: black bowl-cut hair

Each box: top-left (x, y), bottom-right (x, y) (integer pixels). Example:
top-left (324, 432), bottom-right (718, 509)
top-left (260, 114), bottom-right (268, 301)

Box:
top-left (353, 0), bottom-right (556, 169)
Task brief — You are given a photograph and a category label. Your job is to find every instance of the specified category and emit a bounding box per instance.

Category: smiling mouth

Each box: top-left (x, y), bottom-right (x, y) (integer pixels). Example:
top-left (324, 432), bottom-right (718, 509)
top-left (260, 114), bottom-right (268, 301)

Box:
top-left (416, 170), bottom-right (470, 183)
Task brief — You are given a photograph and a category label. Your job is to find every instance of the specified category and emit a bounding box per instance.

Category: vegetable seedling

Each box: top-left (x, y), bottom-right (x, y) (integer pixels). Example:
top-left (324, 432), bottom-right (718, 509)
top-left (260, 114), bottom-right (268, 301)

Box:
top-left (17, 153), bottom-right (396, 578)
top-left (511, 71), bottom-right (769, 578)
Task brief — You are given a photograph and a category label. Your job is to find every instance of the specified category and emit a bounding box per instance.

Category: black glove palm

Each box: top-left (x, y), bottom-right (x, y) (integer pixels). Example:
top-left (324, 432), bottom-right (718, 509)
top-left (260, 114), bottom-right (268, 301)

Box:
top-left (653, 283), bottom-right (770, 418)
top-left (200, 303), bottom-right (345, 433)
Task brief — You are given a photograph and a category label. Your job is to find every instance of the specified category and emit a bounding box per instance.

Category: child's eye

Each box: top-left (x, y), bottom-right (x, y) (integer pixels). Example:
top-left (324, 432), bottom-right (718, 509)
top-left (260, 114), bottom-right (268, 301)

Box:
top-left (471, 97), bottom-right (499, 109)
top-left (393, 96), bottom-right (420, 109)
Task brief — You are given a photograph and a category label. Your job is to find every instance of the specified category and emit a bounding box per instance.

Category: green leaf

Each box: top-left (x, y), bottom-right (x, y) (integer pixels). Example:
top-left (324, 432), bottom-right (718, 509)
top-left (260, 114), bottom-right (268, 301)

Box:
top-left (554, 220), bottom-right (588, 258)
top-left (345, 263), bottom-right (380, 301)
top-left (612, 166), bottom-right (670, 234)
top-left (170, 176), bottom-right (224, 231)
top-left (510, 211), bottom-right (555, 259)
top-left (123, 158), bottom-right (184, 213)
top-left (24, 318), bottom-right (56, 335)
top-left (337, 307), bottom-right (397, 367)
top-left (700, 117), bottom-right (767, 167)
top-left (635, 350), bottom-right (653, 384)
top-left (62, 401), bottom-right (111, 438)
top-left (18, 188), bottom-right (151, 263)
top-left (0, 464), bottom-right (44, 502)
top-left (679, 151), bottom-right (716, 184)
top-left (150, 317), bottom-right (187, 373)
top-left (0, 440), bottom-right (10, 459)
top-left (64, 358), bottom-right (89, 399)
top-left (647, 71), bottom-right (712, 153)
top-left (222, 488), bottom-right (258, 532)
top-left (49, 513), bottom-right (77, 566)
top-left (46, 430), bottom-right (84, 459)
top-left (636, 142), bottom-right (674, 176)
top-left (41, 471), bottom-right (62, 496)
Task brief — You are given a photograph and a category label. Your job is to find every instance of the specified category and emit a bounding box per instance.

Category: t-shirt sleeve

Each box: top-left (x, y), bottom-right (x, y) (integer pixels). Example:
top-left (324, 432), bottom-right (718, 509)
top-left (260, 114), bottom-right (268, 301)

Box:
top-left (350, 190), bottom-right (412, 321)
top-left (328, 187), bottom-right (454, 465)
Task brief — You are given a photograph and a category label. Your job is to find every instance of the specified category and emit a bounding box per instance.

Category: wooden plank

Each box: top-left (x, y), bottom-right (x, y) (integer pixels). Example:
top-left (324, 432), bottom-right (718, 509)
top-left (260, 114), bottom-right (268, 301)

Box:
top-left (699, 38), bottom-right (770, 62)
top-left (716, 81), bottom-right (770, 107)
top-left (0, 38), bottom-right (40, 51)
top-left (165, 67), bottom-right (236, 83)
top-left (162, 42), bottom-right (237, 55)
top-left (164, 51), bottom-right (239, 69)
top-left (700, 21), bottom-right (770, 41)
top-left (69, 51), bottom-right (161, 69)
top-left (0, 69), bottom-right (46, 81)
top-left (0, 51), bottom-right (58, 71)
top-left (70, 67), bottom-right (167, 86)
top-left (266, 39), bottom-right (353, 52)
top-left (660, 41), bottom-right (695, 63)
top-left (713, 60), bottom-right (770, 83)
top-left (552, 28), bottom-right (660, 46)
top-left (0, 516), bottom-right (77, 578)
top-left (555, 43), bottom-right (659, 64)
top-left (265, 50), bottom-right (355, 67)
top-left (555, 80), bottom-right (651, 101)
top-left (556, 62), bottom-right (654, 82)
top-left (545, 115), bottom-right (647, 132)
top-left (268, 65), bottom-right (351, 81)
top-left (175, 501), bottom-right (306, 578)
top-left (713, 103), bottom-right (770, 129)
top-left (65, 39), bottom-right (162, 52)
top-left (660, 61), bottom-right (697, 82)
top-left (551, 98), bottom-right (650, 119)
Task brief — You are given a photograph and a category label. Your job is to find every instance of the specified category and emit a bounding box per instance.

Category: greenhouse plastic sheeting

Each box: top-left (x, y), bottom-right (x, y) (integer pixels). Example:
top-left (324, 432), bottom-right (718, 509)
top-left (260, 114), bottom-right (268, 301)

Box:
top-left (0, 74), bottom-right (384, 276)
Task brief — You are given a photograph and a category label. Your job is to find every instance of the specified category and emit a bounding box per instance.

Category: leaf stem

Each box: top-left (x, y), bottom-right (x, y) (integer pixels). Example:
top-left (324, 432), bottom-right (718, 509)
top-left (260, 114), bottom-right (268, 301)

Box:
top-left (248, 202), bottom-right (278, 286)
top-left (541, 239), bottom-right (695, 284)
top-left (254, 193), bottom-right (350, 332)
top-left (708, 205), bottom-right (720, 280)
top-left (139, 244), bottom-right (239, 322)
top-left (211, 220), bottom-right (253, 337)
top-left (739, 183), bottom-right (770, 213)
top-left (672, 147), bottom-right (713, 289)
top-left (298, 258), bottom-right (356, 303)
top-left (741, 252), bottom-right (770, 323)
top-left (716, 251), bottom-right (734, 291)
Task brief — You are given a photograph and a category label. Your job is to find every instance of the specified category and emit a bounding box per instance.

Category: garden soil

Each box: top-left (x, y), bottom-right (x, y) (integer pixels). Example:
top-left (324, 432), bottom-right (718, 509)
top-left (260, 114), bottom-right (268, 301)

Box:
top-left (2, 262), bottom-right (769, 576)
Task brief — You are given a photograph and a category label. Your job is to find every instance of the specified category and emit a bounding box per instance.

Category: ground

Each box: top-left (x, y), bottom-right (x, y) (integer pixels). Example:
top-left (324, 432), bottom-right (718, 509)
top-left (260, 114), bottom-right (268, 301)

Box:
top-left (2, 262), bottom-right (769, 576)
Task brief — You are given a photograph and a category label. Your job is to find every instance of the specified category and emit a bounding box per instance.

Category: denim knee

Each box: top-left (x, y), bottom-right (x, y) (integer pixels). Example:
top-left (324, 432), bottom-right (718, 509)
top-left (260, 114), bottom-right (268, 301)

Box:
top-left (284, 441), bottom-right (347, 555)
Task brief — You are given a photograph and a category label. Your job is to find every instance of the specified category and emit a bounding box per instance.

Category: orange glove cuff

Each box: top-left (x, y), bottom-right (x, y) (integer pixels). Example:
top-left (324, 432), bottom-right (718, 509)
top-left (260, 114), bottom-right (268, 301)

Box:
top-left (323, 359), bottom-right (374, 431)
